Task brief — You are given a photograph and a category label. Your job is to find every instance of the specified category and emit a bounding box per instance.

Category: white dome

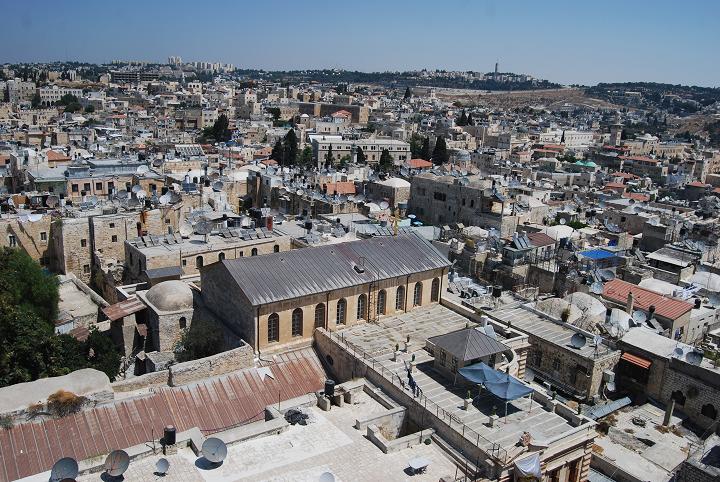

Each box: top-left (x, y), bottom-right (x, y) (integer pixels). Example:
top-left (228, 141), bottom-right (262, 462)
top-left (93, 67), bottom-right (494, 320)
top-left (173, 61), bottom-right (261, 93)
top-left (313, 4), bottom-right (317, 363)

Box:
top-left (380, 177), bottom-right (411, 188)
top-left (543, 225), bottom-right (574, 241)
top-left (145, 280), bottom-right (193, 312)
top-left (564, 292), bottom-right (607, 318)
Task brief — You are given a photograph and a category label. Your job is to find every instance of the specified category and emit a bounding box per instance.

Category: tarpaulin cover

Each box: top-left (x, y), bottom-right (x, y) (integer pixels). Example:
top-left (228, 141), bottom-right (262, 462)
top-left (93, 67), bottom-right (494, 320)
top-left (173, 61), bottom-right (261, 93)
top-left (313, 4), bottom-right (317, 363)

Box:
top-left (484, 375), bottom-right (534, 401)
top-left (514, 453), bottom-right (542, 479)
top-left (458, 362), bottom-right (507, 385)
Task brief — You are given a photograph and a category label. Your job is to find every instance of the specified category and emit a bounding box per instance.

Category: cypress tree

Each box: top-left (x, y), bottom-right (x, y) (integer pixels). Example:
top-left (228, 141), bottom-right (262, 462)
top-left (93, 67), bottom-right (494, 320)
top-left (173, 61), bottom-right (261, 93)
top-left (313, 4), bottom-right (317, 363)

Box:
top-left (432, 136), bottom-right (448, 165)
top-left (420, 137), bottom-right (430, 160)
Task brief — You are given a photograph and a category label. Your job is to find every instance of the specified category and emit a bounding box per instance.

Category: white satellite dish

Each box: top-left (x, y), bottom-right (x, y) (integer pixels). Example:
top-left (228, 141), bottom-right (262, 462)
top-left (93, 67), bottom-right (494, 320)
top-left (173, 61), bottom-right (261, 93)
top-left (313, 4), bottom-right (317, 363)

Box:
top-left (559, 218), bottom-right (567, 225)
top-left (159, 194), bottom-right (171, 205)
top-left (116, 189), bottom-right (129, 199)
top-left (131, 185), bottom-right (142, 194)
top-left (136, 189), bottom-right (147, 200)
top-left (632, 310), bottom-right (647, 325)
top-left (296, 189), bottom-right (304, 196)
top-left (593, 334), bottom-right (603, 347)
top-left (137, 165), bottom-right (150, 175)
top-left (319, 472), bottom-right (336, 482)
top-left (201, 437), bottom-right (228, 464)
top-left (379, 201), bottom-right (390, 210)
top-left (155, 457), bottom-right (170, 475)
top-left (686, 350), bottom-right (703, 365)
top-left (590, 282), bottom-right (604, 294)
top-left (212, 181), bottom-right (224, 192)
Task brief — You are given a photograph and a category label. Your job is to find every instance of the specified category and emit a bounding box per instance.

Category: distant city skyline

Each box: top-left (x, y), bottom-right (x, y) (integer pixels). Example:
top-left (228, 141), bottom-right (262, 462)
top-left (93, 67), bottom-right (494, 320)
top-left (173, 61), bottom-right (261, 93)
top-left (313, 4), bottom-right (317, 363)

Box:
top-left (2, 0), bottom-right (718, 87)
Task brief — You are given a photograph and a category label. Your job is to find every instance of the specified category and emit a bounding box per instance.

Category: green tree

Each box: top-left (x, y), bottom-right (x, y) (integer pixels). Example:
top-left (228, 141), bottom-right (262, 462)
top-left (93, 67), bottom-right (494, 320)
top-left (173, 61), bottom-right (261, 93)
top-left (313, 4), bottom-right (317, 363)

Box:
top-left (283, 129), bottom-right (298, 166)
top-left (209, 114), bottom-right (231, 142)
top-left (325, 144), bottom-right (334, 167)
top-left (432, 136), bottom-right (449, 165)
top-left (356, 146), bottom-right (366, 165)
top-left (84, 104), bottom-right (95, 113)
top-left (174, 320), bottom-right (224, 363)
top-left (467, 112), bottom-right (474, 125)
top-left (409, 134), bottom-right (423, 158)
top-left (82, 327), bottom-right (121, 380)
top-left (457, 110), bottom-right (468, 126)
top-left (379, 149), bottom-right (394, 173)
top-left (0, 248), bottom-right (59, 320)
top-left (271, 139), bottom-right (284, 163)
top-left (420, 137), bottom-right (430, 160)
top-left (404, 86), bottom-right (412, 99)
top-left (31, 93), bottom-right (41, 109)
top-left (338, 155), bottom-right (351, 170)
top-left (298, 145), bottom-right (313, 167)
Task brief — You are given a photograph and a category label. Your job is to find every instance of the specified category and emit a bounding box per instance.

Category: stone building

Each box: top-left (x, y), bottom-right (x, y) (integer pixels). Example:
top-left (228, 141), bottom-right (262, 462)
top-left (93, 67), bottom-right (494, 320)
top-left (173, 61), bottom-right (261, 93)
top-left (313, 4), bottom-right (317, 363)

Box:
top-left (0, 211), bottom-right (53, 266)
top-left (488, 304), bottom-right (621, 402)
top-left (311, 137), bottom-right (411, 165)
top-left (201, 234), bottom-right (451, 353)
top-left (365, 177), bottom-right (411, 210)
top-left (124, 228), bottom-right (292, 282)
top-left (618, 328), bottom-right (720, 434)
top-left (135, 280), bottom-right (196, 353)
top-left (409, 172), bottom-right (519, 237)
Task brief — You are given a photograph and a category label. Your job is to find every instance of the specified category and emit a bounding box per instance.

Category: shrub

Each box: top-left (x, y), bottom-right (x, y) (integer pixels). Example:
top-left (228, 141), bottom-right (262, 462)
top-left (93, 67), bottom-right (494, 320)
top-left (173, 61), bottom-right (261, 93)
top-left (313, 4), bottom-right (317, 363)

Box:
top-left (47, 390), bottom-right (87, 418)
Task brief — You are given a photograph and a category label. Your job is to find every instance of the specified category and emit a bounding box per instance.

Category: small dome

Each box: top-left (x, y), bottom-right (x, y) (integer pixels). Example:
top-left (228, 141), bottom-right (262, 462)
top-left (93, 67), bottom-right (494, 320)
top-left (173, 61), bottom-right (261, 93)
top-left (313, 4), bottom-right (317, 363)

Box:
top-left (145, 280), bottom-right (193, 312)
top-left (380, 177), bottom-right (411, 188)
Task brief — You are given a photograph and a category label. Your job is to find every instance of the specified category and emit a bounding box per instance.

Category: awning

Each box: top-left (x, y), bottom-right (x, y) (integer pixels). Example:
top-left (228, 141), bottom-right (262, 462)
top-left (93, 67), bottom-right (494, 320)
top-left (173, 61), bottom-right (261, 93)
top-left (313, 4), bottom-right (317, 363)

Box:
top-left (620, 352), bottom-right (651, 370)
top-left (102, 297), bottom-right (146, 321)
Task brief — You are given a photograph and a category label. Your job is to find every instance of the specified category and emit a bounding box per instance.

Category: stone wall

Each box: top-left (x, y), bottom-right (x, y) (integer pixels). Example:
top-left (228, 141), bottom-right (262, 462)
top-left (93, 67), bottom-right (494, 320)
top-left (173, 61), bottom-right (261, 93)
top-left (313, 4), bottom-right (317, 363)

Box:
top-left (0, 214), bottom-right (53, 264)
top-left (111, 342), bottom-right (255, 392)
top-left (659, 359), bottom-right (720, 433)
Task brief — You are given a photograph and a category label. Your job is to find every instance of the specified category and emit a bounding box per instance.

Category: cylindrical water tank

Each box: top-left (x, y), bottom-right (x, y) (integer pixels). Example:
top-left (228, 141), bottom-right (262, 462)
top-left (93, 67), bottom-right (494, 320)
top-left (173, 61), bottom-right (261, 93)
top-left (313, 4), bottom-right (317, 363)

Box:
top-left (324, 379), bottom-right (335, 397)
top-left (164, 425), bottom-right (176, 445)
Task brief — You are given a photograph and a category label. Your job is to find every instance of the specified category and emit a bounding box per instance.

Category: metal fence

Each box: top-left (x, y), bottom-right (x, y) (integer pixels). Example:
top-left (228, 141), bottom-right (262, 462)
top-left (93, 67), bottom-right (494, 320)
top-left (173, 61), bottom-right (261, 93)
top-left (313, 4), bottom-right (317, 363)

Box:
top-left (327, 330), bottom-right (509, 465)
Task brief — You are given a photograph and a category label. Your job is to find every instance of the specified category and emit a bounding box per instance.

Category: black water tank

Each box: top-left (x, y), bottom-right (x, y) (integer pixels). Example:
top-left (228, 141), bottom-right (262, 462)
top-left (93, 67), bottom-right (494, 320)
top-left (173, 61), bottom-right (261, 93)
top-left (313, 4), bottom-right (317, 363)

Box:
top-left (324, 379), bottom-right (335, 397)
top-left (164, 425), bottom-right (176, 445)
top-left (492, 285), bottom-right (502, 298)
top-left (695, 298), bottom-right (702, 309)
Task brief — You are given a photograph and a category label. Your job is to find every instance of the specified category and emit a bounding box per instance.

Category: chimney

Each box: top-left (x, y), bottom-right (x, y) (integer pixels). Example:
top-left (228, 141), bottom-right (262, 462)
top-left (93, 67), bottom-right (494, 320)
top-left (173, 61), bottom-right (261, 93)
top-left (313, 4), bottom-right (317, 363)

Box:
top-left (626, 291), bottom-right (635, 314)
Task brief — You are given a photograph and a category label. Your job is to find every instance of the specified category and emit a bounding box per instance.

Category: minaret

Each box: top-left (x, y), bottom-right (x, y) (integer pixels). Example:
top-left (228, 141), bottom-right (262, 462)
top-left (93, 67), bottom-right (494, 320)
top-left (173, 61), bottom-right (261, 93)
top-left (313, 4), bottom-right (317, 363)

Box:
top-left (610, 121), bottom-right (623, 147)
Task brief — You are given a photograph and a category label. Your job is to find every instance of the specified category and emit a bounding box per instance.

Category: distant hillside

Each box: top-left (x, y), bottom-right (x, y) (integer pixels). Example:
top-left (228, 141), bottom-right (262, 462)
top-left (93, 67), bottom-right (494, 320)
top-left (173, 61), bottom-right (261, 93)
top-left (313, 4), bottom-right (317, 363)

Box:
top-left (586, 82), bottom-right (720, 116)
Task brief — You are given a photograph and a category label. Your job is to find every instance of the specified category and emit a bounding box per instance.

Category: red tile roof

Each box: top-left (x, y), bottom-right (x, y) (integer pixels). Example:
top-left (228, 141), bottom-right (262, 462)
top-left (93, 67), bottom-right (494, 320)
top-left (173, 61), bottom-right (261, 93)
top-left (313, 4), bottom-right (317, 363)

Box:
top-left (610, 171), bottom-right (639, 180)
top-left (46, 150), bottom-right (70, 162)
top-left (602, 279), bottom-right (693, 320)
top-left (622, 192), bottom-right (650, 202)
top-left (407, 158), bottom-right (433, 169)
top-left (323, 181), bottom-right (356, 195)
top-left (620, 155), bottom-right (660, 164)
top-left (0, 348), bottom-right (326, 481)
top-left (527, 232), bottom-right (557, 248)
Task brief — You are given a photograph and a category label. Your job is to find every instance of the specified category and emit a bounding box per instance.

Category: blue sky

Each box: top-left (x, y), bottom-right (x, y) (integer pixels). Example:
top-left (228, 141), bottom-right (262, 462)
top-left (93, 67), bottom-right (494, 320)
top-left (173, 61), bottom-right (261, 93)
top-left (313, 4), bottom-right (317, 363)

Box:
top-left (1, 0), bottom-right (718, 86)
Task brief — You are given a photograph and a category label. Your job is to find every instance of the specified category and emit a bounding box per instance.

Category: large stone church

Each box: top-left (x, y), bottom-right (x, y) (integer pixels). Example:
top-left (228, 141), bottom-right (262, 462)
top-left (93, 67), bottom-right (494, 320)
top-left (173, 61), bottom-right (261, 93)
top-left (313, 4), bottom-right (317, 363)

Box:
top-left (200, 234), bottom-right (451, 353)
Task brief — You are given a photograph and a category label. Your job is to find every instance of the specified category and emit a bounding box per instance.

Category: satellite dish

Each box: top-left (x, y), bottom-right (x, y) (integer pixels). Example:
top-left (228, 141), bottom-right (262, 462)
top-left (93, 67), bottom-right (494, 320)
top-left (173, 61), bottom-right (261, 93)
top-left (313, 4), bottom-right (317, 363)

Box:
top-left (137, 165), bottom-right (150, 175)
top-left (179, 224), bottom-right (193, 237)
top-left (347, 195), bottom-right (355, 202)
top-left (131, 185), bottom-right (142, 194)
top-left (86, 195), bottom-right (98, 206)
top-left (194, 221), bottom-right (213, 235)
top-left (379, 201), bottom-right (390, 210)
top-left (104, 450), bottom-right (130, 477)
top-left (201, 437), bottom-right (228, 464)
top-left (46, 195), bottom-right (59, 208)
top-left (559, 218), bottom-right (567, 225)
top-left (673, 346), bottom-right (685, 358)
top-left (136, 189), bottom-right (147, 200)
top-left (210, 171), bottom-right (221, 181)
top-left (686, 350), bottom-right (703, 365)
top-left (152, 158), bottom-right (163, 168)
top-left (155, 457), bottom-right (170, 475)
top-left (159, 194), bottom-right (171, 205)
top-left (570, 333), bottom-right (587, 349)
top-left (319, 472), bottom-right (336, 482)
top-left (590, 282), bottom-right (604, 294)
top-left (632, 310), bottom-right (647, 325)
top-left (127, 198), bottom-right (141, 209)
top-left (354, 194), bottom-right (365, 203)
top-left (116, 189), bottom-right (129, 199)
top-left (212, 181), bottom-right (224, 192)
top-left (407, 214), bottom-right (416, 219)
top-left (51, 457), bottom-right (79, 482)
top-left (296, 189), bottom-right (304, 196)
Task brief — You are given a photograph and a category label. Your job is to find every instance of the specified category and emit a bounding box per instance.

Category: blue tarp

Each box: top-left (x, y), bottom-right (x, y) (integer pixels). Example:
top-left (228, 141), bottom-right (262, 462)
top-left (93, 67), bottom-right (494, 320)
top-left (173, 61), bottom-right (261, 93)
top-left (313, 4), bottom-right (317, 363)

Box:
top-left (458, 362), bottom-right (507, 385)
top-left (579, 249), bottom-right (615, 260)
top-left (484, 375), bottom-right (534, 401)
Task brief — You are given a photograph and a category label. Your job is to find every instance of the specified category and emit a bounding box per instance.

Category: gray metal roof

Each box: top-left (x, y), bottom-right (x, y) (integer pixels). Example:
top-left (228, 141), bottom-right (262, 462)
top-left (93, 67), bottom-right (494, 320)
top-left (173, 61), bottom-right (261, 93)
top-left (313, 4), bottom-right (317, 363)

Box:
top-left (215, 233), bottom-right (450, 306)
top-left (428, 328), bottom-right (509, 362)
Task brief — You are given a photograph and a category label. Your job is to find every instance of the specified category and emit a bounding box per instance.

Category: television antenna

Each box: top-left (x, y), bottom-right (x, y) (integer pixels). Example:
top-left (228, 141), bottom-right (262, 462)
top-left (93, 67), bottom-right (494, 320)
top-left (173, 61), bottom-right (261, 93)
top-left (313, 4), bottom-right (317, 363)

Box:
top-left (201, 437), bottom-right (228, 464)
top-left (104, 450), bottom-right (130, 477)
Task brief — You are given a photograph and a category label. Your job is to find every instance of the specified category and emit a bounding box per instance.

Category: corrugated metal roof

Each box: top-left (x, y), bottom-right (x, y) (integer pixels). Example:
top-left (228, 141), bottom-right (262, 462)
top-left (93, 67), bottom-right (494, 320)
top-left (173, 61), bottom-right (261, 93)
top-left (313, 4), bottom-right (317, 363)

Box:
top-left (101, 297), bottom-right (146, 321)
top-left (428, 328), bottom-right (509, 362)
top-left (214, 233), bottom-right (451, 306)
top-left (603, 279), bottom-right (693, 321)
top-left (0, 348), bottom-right (326, 482)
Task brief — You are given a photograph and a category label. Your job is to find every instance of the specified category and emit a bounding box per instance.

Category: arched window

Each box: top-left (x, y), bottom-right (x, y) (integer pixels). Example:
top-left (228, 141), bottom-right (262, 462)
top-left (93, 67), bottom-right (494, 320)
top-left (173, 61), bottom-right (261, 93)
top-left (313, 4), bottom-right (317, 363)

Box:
top-left (431, 278), bottom-right (440, 302)
top-left (196, 256), bottom-right (204, 268)
top-left (274, 244), bottom-right (280, 253)
top-left (291, 308), bottom-right (303, 337)
top-left (336, 298), bottom-right (346, 325)
top-left (671, 390), bottom-right (686, 406)
top-left (218, 252), bottom-right (225, 261)
top-left (314, 303), bottom-right (325, 328)
top-left (268, 313), bottom-right (279, 343)
top-left (357, 294), bottom-right (367, 320)
top-left (413, 282), bottom-right (423, 306)
top-left (251, 248), bottom-right (258, 256)
top-left (179, 317), bottom-right (187, 329)
top-left (377, 290), bottom-right (386, 316)
top-left (396, 286), bottom-right (405, 311)
top-left (701, 404), bottom-right (717, 420)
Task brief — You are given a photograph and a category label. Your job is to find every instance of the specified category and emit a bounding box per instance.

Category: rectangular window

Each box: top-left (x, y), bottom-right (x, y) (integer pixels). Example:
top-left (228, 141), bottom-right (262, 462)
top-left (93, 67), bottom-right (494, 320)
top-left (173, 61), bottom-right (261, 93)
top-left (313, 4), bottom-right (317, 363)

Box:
top-left (111, 235), bottom-right (118, 242)
top-left (81, 239), bottom-right (87, 247)
top-left (83, 264), bottom-right (90, 274)
top-left (40, 232), bottom-right (47, 241)
top-left (109, 223), bottom-right (115, 228)
top-left (552, 358), bottom-right (561, 371)
top-left (182, 259), bottom-right (187, 266)
top-left (107, 181), bottom-right (114, 191)
top-left (72, 184), bottom-right (79, 193)
top-left (95, 182), bottom-right (103, 190)
top-left (8, 235), bottom-right (17, 247)
top-left (83, 183), bottom-right (91, 192)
